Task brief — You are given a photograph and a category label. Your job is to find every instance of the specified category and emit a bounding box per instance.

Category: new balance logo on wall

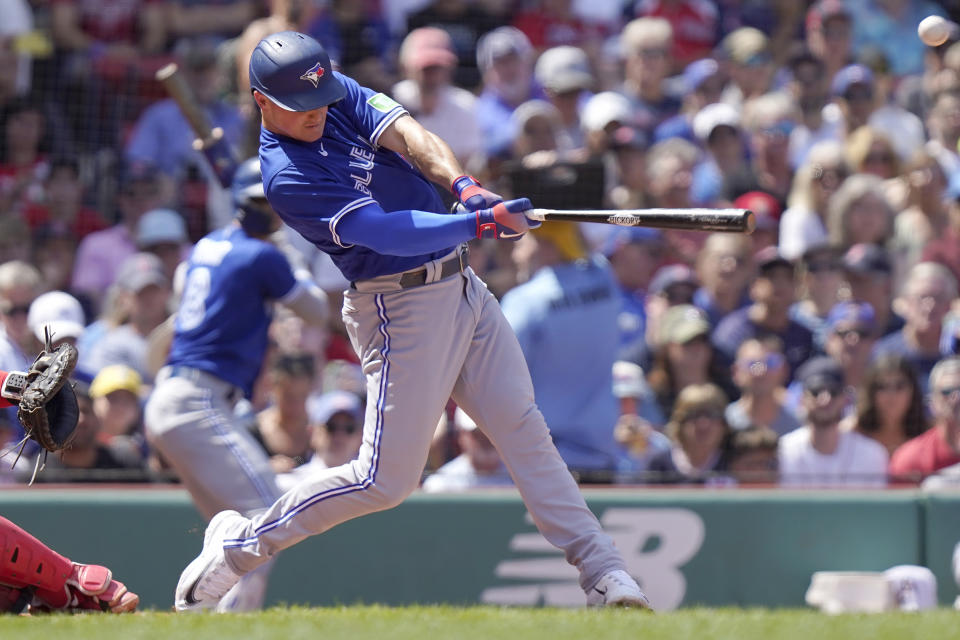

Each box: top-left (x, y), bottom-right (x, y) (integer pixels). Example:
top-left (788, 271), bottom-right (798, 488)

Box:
top-left (480, 508), bottom-right (705, 610)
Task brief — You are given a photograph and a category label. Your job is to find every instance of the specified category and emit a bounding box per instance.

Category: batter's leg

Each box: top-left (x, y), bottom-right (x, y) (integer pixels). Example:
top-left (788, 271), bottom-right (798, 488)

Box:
top-left (219, 275), bottom-right (477, 573)
top-left (451, 271), bottom-right (626, 591)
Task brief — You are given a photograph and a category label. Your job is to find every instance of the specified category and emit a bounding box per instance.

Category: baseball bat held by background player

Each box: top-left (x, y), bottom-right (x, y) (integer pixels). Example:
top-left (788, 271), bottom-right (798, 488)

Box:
top-left (525, 208), bottom-right (755, 234)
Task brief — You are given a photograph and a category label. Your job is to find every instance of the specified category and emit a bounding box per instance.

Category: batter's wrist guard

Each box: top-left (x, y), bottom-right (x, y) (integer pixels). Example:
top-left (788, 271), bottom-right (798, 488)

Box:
top-left (453, 175), bottom-right (503, 212)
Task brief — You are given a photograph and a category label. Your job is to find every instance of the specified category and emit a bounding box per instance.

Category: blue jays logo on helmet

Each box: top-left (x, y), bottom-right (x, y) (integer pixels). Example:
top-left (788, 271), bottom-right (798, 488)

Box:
top-left (248, 31), bottom-right (347, 111)
top-left (300, 62), bottom-right (325, 88)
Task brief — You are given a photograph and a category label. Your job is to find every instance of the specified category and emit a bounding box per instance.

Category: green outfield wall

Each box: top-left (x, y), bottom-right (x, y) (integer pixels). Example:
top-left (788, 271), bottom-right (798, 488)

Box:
top-left (0, 488), bottom-right (954, 610)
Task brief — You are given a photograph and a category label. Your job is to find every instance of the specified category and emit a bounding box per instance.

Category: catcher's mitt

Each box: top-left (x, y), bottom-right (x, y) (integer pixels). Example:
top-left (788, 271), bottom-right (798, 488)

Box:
top-left (7, 340), bottom-right (80, 453)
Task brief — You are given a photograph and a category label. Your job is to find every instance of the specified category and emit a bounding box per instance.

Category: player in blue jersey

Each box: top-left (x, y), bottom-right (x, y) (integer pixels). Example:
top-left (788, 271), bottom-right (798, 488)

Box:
top-left (145, 157), bottom-right (329, 611)
top-left (174, 31), bottom-right (651, 611)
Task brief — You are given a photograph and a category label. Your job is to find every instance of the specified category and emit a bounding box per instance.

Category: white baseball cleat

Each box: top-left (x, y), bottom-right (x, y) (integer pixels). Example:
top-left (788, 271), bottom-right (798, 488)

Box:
top-left (175, 510), bottom-right (246, 613)
top-left (586, 570), bottom-right (652, 609)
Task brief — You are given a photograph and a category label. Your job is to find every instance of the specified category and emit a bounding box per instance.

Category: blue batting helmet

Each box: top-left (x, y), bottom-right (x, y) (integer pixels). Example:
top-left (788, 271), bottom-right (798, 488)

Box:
top-left (249, 31), bottom-right (347, 111)
top-left (232, 157), bottom-right (277, 235)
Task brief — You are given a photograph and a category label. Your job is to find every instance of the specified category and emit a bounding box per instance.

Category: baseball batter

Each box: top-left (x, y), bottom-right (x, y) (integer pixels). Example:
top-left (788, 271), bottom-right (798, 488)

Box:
top-left (146, 158), bottom-right (329, 611)
top-left (175, 31), bottom-right (650, 611)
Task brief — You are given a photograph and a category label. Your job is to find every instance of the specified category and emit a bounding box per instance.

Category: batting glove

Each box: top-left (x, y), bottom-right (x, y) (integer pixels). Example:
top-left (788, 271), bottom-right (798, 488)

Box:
top-left (476, 198), bottom-right (540, 240)
top-left (452, 175), bottom-right (503, 211)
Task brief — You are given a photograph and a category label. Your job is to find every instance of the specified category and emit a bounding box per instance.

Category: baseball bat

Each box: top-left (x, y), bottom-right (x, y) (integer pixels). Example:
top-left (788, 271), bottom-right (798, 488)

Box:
top-left (525, 208), bottom-right (755, 234)
top-left (156, 62), bottom-right (239, 188)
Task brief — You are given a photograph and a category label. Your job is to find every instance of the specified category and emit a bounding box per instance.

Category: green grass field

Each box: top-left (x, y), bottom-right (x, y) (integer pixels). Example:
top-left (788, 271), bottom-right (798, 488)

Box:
top-left (2, 606), bottom-right (960, 640)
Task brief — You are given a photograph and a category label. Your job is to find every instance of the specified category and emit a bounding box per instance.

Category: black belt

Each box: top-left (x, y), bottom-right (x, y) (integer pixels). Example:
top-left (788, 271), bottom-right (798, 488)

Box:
top-left (353, 246), bottom-right (469, 290)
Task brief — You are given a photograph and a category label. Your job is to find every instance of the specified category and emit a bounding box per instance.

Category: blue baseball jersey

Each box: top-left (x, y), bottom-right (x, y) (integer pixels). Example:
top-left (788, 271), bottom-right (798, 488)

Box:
top-left (259, 71), bottom-right (451, 282)
top-left (167, 225), bottom-right (298, 396)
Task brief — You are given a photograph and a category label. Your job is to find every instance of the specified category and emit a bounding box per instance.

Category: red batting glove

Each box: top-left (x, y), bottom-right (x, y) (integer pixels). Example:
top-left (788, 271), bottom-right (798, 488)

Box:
top-left (476, 198), bottom-right (540, 239)
top-left (452, 175), bottom-right (503, 211)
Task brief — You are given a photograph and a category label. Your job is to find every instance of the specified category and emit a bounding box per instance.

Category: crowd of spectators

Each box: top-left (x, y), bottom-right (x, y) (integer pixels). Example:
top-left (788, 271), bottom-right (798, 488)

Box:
top-left (4, 0), bottom-right (960, 489)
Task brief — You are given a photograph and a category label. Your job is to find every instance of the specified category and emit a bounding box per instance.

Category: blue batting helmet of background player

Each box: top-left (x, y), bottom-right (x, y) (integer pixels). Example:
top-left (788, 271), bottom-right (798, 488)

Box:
top-left (232, 157), bottom-right (278, 235)
top-left (249, 31), bottom-right (347, 111)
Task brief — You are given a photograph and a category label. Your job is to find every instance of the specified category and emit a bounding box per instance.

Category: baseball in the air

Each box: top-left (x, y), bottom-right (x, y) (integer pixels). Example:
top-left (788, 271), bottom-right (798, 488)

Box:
top-left (919, 15), bottom-right (951, 47)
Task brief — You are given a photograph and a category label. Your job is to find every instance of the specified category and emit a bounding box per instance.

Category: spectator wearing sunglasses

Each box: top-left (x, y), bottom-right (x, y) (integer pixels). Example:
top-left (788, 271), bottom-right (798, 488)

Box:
top-left (823, 302), bottom-right (879, 393)
top-left (791, 244), bottom-right (845, 350)
top-left (780, 141), bottom-right (848, 261)
top-left (275, 390), bottom-right (365, 492)
top-left (421, 408), bottom-right (512, 492)
top-left (848, 353), bottom-right (928, 458)
top-left (647, 383), bottom-right (731, 484)
top-left (779, 356), bottom-right (888, 487)
top-left (0, 260), bottom-right (42, 372)
top-left (725, 337), bottom-right (800, 437)
top-left (889, 356), bottom-right (960, 482)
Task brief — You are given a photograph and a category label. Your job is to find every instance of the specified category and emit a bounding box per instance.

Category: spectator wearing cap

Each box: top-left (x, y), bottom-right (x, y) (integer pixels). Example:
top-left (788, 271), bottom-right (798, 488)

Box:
top-left (618, 18), bottom-right (681, 134)
top-left (421, 407), bottom-right (513, 492)
top-left (848, 352), bottom-right (928, 458)
top-left (689, 102), bottom-right (747, 206)
top-left (875, 262), bottom-right (958, 394)
top-left (692, 233), bottom-right (752, 328)
top-left (607, 125), bottom-right (651, 211)
top-left (786, 48), bottom-right (843, 170)
top-left (889, 356), bottom-right (960, 481)
top-left (601, 227), bottom-right (662, 364)
top-left (275, 389), bottom-right (364, 493)
top-left (136, 208), bottom-right (191, 282)
top-left (723, 92), bottom-right (797, 206)
top-left (612, 359), bottom-right (667, 430)
top-left (393, 27), bottom-right (482, 167)
top-left (790, 245), bottom-right (845, 350)
top-left (22, 157), bottom-right (107, 241)
top-left (580, 91), bottom-right (634, 156)
top-left (805, 0), bottom-right (854, 84)
top-left (725, 336), bottom-right (800, 437)
top-left (535, 46), bottom-right (594, 151)
top-left (83, 252), bottom-right (171, 382)
top-left (629, 0), bottom-right (718, 68)
top-left (823, 301), bottom-right (880, 395)
top-left (510, 100), bottom-right (566, 159)
top-left (779, 356), bottom-right (888, 487)
top-left (843, 243), bottom-right (904, 339)
top-left (828, 64), bottom-right (878, 136)
top-left (501, 222), bottom-right (627, 476)
top-left (642, 264), bottom-right (699, 365)
top-left (859, 49), bottom-right (925, 163)
top-left (895, 150), bottom-right (949, 265)
top-left (646, 383), bottom-right (731, 484)
top-left (781, 141), bottom-right (848, 260)
top-left (24, 368), bottom-right (146, 483)
top-left (713, 247), bottom-right (814, 380)
top-left (71, 164), bottom-right (165, 311)
top-left (647, 304), bottom-right (733, 418)
top-left (26, 290), bottom-right (86, 350)
top-left (652, 57), bottom-right (726, 145)
top-left (252, 352), bottom-right (317, 475)
top-left (0, 260), bottom-right (42, 372)
top-left (406, 0), bottom-right (504, 90)
top-left (90, 363), bottom-right (143, 445)
top-left (474, 27), bottom-right (542, 157)
top-left (125, 37), bottom-right (245, 222)
top-left (826, 173), bottom-right (894, 254)
top-left (718, 27), bottom-right (774, 110)
top-left (847, 0), bottom-right (946, 77)
top-left (733, 191), bottom-right (781, 252)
